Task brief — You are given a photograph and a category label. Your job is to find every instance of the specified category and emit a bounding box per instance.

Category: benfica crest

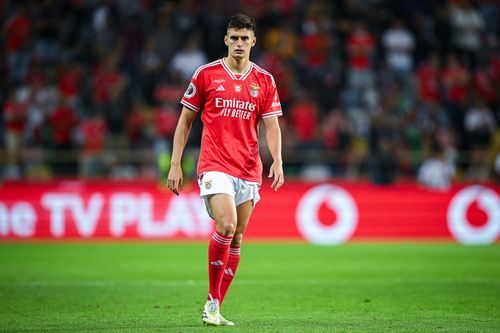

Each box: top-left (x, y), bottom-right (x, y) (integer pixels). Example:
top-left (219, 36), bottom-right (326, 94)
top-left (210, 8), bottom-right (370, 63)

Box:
top-left (249, 83), bottom-right (260, 97)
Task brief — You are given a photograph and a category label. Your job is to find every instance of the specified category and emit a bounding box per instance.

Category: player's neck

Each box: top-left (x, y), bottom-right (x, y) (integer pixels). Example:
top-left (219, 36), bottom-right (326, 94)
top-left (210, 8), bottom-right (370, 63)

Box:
top-left (224, 57), bottom-right (250, 74)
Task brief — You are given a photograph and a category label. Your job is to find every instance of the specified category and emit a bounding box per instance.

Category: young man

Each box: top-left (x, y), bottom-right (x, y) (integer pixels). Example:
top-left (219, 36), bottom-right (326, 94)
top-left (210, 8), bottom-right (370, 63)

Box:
top-left (167, 14), bottom-right (284, 326)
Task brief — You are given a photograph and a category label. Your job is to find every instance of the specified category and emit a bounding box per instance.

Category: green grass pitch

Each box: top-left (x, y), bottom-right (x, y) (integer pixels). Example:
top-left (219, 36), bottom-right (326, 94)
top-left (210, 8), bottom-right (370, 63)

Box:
top-left (0, 242), bottom-right (499, 332)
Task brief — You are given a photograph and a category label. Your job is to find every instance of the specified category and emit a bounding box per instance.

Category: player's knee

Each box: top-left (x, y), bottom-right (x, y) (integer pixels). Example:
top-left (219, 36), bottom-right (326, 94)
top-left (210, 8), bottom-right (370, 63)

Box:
top-left (231, 232), bottom-right (244, 246)
top-left (217, 221), bottom-right (236, 236)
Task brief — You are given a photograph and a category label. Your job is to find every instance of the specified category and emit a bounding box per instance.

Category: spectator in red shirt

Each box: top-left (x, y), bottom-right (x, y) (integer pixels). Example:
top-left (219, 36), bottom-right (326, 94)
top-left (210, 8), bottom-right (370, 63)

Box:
top-left (3, 4), bottom-right (32, 84)
top-left (48, 99), bottom-right (79, 176)
top-left (346, 21), bottom-right (376, 93)
top-left (79, 116), bottom-right (106, 153)
top-left (290, 90), bottom-right (321, 149)
top-left (78, 114), bottom-right (107, 178)
top-left (154, 106), bottom-right (178, 142)
top-left (416, 53), bottom-right (442, 104)
top-left (4, 5), bottom-right (32, 53)
top-left (92, 54), bottom-right (127, 106)
top-left (57, 60), bottom-right (83, 104)
top-left (441, 53), bottom-right (470, 141)
top-left (472, 56), bottom-right (497, 108)
top-left (3, 90), bottom-right (27, 154)
top-left (301, 3), bottom-right (332, 67)
top-left (125, 103), bottom-right (146, 149)
top-left (49, 101), bottom-right (78, 148)
top-left (92, 53), bottom-right (129, 134)
top-left (321, 108), bottom-right (353, 175)
top-left (2, 89), bottom-right (28, 178)
top-left (442, 53), bottom-right (470, 104)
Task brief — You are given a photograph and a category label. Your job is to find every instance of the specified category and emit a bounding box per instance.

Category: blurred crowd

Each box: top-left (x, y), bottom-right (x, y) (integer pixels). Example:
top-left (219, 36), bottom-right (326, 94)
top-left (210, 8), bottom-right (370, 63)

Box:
top-left (1, 0), bottom-right (499, 186)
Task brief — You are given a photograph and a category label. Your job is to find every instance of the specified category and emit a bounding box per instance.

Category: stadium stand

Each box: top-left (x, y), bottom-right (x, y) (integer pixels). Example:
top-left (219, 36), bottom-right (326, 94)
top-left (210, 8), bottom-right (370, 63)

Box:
top-left (1, 0), bottom-right (499, 182)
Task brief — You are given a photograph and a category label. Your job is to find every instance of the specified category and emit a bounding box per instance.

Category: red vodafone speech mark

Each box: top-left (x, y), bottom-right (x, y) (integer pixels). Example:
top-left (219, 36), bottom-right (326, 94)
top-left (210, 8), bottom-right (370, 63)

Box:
top-left (447, 186), bottom-right (500, 245)
top-left (296, 184), bottom-right (358, 245)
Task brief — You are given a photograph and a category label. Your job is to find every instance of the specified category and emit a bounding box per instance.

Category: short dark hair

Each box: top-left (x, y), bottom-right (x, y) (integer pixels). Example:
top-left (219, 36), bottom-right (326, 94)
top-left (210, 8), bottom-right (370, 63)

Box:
top-left (227, 14), bottom-right (256, 33)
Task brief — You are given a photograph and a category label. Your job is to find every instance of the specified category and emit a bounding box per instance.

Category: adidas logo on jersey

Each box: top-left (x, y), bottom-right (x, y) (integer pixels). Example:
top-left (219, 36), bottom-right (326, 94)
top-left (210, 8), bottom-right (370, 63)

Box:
top-left (216, 85), bottom-right (225, 91)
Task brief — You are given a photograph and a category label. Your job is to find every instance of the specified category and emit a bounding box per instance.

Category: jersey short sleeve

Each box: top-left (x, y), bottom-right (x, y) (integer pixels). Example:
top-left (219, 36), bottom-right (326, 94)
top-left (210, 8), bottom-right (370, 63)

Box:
top-left (261, 75), bottom-right (282, 119)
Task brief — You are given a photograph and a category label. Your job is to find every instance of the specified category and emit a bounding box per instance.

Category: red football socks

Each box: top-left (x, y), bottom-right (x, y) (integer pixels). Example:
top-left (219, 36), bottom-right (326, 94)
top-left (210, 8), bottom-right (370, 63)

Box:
top-left (207, 230), bottom-right (232, 301)
top-left (220, 246), bottom-right (241, 305)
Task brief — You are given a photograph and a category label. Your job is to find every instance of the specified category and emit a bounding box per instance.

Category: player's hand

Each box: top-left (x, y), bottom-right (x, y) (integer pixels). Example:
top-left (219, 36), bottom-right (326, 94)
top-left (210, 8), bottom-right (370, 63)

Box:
top-left (268, 160), bottom-right (284, 191)
top-left (167, 164), bottom-right (183, 196)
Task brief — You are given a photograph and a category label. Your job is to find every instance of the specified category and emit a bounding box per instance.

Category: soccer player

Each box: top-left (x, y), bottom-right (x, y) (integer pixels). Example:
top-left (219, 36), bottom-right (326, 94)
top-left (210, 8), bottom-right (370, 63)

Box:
top-left (166, 13), bottom-right (284, 326)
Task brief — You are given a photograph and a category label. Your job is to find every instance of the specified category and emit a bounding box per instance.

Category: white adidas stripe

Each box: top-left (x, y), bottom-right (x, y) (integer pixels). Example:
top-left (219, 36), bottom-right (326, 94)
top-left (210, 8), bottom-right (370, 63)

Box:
top-left (212, 232), bottom-right (232, 245)
top-left (212, 232), bottom-right (232, 242)
top-left (229, 248), bottom-right (241, 256)
top-left (181, 100), bottom-right (200, 111)
top-left (262, 111), bottom-right (282, 118)
top-left (210, 260), bottom-right (224, 266)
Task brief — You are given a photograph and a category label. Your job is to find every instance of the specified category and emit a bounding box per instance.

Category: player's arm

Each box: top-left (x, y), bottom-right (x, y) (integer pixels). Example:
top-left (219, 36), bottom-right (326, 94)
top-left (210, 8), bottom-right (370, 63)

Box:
top-left (167, 106), bottom-right (197, 195)
top-left (263, 115), bottom-right (284, 191)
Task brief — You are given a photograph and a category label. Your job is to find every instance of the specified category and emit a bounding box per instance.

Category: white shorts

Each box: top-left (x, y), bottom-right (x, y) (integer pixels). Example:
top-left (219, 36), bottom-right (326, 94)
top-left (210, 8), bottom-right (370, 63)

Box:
top-left (198, 171), bottom-right (261, 219)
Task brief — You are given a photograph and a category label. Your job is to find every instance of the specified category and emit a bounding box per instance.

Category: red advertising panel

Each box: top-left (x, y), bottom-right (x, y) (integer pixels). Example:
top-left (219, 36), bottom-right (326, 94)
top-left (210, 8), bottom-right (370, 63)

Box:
top-left (0, 180), bottom-right (498, 244)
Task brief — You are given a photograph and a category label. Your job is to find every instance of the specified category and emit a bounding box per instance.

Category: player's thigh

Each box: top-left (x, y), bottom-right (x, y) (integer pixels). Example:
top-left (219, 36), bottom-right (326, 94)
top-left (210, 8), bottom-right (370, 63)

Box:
top-left (235, 200), bottom-right (254, 235)
top-left (208, 193), bottom-right (238, 229)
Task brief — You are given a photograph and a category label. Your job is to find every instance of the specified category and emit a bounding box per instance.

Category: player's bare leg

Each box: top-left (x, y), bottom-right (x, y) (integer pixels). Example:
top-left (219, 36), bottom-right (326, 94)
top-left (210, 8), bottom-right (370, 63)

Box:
top-left (210, 193), bottom-right (238, 237)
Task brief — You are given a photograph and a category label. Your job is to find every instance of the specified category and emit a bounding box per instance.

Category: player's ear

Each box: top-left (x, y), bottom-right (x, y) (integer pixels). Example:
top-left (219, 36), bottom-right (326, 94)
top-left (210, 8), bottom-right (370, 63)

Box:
top-left (224, 35), bottom-right (229, 46)
top-left (252, 36), bottom-right (256, 47)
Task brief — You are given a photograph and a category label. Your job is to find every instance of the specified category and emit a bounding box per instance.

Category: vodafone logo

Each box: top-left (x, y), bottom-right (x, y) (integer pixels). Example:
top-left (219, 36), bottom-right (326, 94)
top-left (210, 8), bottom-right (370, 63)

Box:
top-left (296, 184), bottom-right (358, 245)
top-left (447, 186), bottom-right (500, 245)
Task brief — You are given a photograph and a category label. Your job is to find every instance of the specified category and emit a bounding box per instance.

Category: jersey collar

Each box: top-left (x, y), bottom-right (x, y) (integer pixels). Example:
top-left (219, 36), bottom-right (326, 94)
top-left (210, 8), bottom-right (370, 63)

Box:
top-left (221, 58), bottom-right (253, 81)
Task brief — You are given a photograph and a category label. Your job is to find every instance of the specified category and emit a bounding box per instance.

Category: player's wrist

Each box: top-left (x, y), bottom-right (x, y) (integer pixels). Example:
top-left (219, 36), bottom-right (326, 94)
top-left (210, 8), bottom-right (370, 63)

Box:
top-left (170, 161), bottom-right (182, 168)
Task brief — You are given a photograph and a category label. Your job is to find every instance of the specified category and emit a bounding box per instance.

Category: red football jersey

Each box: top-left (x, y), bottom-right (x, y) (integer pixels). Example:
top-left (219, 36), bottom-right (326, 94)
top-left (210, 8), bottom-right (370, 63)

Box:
top-left (181, 58), bottom-right (282, 183)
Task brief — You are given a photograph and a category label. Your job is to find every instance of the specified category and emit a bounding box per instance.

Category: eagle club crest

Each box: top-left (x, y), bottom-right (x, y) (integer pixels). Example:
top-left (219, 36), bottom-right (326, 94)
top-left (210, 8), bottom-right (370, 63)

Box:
top-left (249, 83), bottom-right (260, 97)
top-left (234, 84), bottom-right (242, 93)
top-left (204, 179), bottom-right (212, 190)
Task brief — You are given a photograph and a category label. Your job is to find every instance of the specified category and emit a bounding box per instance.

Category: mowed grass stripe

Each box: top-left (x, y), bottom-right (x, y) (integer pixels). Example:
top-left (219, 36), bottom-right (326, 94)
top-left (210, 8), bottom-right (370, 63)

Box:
top-left (0, 243), bottom-right (499, 333)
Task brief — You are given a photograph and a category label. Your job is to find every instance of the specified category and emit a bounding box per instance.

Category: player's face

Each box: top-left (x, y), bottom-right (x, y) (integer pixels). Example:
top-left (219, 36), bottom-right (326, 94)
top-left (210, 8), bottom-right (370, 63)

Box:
top-left (224, 28), bottom-right (256, 60)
